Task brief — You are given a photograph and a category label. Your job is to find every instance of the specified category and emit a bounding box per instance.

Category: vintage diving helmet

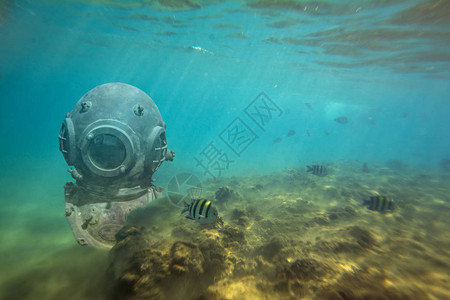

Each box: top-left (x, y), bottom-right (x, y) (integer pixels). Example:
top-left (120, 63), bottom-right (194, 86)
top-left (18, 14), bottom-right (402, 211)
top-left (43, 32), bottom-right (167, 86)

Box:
top-left (58, 82), bottom-right (174, 248)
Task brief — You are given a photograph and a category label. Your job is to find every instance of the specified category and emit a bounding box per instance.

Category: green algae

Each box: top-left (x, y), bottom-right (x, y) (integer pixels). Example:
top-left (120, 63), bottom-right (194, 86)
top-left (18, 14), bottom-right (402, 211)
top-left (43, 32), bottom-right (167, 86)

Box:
top-left (104, 160), bottom-right (450, 299)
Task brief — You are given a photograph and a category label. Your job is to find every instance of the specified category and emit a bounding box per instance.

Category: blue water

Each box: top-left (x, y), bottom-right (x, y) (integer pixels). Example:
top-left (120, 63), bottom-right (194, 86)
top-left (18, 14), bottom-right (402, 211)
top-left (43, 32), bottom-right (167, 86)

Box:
top-left (0, 0), bottom-right (449, 298)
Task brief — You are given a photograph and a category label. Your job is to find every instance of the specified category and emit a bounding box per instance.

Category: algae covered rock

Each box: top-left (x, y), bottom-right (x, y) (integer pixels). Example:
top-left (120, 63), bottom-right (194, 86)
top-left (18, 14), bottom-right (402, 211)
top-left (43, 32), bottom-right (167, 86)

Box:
top-left (169, 241), bottom-right (204, 274)
top-left (107, 226), bottom-right (227, 300)
top-left (308, 215), bottom-right (330, 226)
top-left (221, 225), bottom-right (246, 245)
top-left (347, 225), bottom-right (376, 248)
top-left (281, 258), bottom-right (327, 281)
top-left (256, 236), bottom-right (286, 261)
top-left (107, 226), bottom-right (169, 300)
top-left (104, 165), bottom-right (446, 300)
top-left (215, 186), bottom-right (240, 203)
top-left (230, 208), bottom-right (251, 227)
top-left (326, 206), bottom-right (357, 221)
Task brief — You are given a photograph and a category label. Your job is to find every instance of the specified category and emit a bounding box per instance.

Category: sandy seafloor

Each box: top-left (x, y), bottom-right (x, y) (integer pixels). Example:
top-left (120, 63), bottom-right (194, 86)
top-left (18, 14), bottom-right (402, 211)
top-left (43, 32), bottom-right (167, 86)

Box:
top-left (1, 160), bottom-right (449, 300)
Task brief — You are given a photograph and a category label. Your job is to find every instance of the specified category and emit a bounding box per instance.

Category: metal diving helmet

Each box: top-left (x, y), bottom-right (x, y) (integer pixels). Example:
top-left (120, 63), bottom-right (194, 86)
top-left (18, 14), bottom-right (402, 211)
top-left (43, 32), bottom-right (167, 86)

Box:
top-left (58, 82), bottom-right (174, 248)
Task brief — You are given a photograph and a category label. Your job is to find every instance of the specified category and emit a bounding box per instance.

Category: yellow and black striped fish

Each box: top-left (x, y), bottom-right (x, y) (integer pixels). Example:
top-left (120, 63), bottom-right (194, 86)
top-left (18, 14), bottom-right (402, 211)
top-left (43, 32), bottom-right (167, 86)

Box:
top-left (365, 196), bottom-right (395, 213)
top-left (182, 199), bottom-right (222, 225)
top-left (306, 165), bottom-right (327, 177)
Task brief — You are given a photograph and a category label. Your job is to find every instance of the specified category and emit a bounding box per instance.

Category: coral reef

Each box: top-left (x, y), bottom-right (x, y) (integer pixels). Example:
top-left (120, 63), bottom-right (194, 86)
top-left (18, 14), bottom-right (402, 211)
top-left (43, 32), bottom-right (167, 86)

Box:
top-left (214, 186), bottom-right (240, 204)
top-left (106, 161), bottom-right (450, 299)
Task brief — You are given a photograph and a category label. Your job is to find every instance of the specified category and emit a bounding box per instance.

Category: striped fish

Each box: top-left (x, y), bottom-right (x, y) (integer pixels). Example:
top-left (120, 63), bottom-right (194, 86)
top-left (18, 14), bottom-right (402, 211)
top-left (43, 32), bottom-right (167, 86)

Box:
top-left (182, 199), bottom-right (222, 225)
top-left (306, 165), bottom-right (327, 177)
top-left (366, 196), bottom-right (395, 213)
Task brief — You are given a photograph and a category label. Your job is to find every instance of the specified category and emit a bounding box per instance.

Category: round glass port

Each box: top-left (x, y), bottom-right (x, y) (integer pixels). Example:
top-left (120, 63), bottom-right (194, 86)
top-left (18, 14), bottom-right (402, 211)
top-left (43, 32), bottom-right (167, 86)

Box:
top-left (89, 134), bottom-right (126, 170)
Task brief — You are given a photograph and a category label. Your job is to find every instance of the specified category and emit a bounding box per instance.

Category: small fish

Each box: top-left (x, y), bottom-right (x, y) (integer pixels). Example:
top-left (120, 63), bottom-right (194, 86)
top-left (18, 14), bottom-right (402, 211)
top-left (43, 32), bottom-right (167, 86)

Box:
top-left (362, 162), bottom-right (370, 173)
top-left (334, 116), bottom-right (348, 124)
top-left (273, 137), bottom-right (283, 143)
top-left (306, 165), bottom-right (327, 177)
top-left (306, 130), bottom-right (311, 136)
top-left (182, 199), bottom-right (223, 225)
top-left (305, 103), bottom-right (313, 110)
top-left (287, 130), bottom-right (296, 137)
top-left (324, 130), bottom-right (330, 136)
top-left (364, 196), bottom-right (395, 213)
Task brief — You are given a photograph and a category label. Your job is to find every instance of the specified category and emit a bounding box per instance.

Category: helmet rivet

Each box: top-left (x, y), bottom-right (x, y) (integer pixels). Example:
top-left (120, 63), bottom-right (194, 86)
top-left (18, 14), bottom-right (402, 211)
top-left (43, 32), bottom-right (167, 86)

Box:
top-left (80, 101), bottom-right (91, 113)
top-left (133, 104), bottom-right (144, 116)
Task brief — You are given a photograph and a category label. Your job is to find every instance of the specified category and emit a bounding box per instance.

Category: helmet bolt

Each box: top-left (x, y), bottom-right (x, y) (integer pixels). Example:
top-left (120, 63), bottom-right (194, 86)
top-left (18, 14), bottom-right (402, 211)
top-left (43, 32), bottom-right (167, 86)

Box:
top-left (134, 104), bottom-right (144, 116)
top-left (80, 101), bottom-right (91, 112)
